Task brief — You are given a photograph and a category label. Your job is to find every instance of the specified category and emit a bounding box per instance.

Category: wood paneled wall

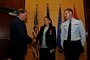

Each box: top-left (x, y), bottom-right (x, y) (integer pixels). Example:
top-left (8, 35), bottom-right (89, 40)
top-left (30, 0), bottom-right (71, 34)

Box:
top-left (0, 0), bottom-right (25, 59)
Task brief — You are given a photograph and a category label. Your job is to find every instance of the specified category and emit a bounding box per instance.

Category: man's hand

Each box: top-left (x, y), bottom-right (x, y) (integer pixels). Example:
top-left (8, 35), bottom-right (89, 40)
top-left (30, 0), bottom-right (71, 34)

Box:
top-left (50, 49), bottom-right (55, 53)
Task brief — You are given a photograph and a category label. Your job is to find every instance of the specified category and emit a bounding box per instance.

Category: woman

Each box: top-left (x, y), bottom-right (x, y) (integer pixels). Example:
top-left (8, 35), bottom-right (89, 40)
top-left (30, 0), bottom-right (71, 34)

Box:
top-left (37, 16), bottom-right (56, 60)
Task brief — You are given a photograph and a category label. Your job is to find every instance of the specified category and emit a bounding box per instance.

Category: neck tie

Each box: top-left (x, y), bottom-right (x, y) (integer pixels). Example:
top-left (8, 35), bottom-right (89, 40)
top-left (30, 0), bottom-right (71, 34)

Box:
top-left (67, 20), bottom-right (71, 41)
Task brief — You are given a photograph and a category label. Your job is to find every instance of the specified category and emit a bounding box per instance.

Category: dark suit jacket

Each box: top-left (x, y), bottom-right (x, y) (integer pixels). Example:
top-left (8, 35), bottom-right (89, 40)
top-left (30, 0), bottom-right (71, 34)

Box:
top-left (37, 25), bottom-right (56, 49)
top-left (8, 17), bottom-right (32, 56)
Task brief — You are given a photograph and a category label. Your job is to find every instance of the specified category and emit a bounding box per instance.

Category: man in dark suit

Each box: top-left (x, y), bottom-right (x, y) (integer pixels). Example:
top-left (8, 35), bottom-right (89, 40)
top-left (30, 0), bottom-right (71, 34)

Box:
top-left (8, 9), bottom-right (32, 60)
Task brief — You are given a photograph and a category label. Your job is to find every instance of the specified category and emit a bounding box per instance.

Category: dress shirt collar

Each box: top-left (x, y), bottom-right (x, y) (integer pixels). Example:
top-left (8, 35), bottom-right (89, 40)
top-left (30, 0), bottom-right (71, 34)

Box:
top-left (67, 17), bottom-right (75, 22)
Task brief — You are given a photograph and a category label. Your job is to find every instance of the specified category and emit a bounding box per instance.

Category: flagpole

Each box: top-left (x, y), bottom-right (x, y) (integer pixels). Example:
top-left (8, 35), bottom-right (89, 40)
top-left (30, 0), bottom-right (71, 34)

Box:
top-left (32, 4), bottom-right (40, 60)
top-left (36, 4), bottom-right (38, 8)
top-left (73, 0), bottom-right (79, 19)
top-left (57, 3), bottom-right (63, 56)
top-left (74, 0), bottom-right (76, 8)
top-left (35, 4), bottom-right (39, 32)
top-left (59, 4), bottom-right (61, 8)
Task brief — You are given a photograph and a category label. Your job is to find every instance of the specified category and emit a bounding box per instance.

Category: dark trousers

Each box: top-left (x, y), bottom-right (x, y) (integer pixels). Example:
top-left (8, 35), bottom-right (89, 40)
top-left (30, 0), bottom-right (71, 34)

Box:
top-left (7, 40), bottom-right (27, 60)
top-left (39, 48), bottom-right (55, 60)
top-left (10, 46), bottom-right (27, 60)
top-left (10, 49), bottom-right (26, 60)
top-left (63, 40), bottom-right (82, 60)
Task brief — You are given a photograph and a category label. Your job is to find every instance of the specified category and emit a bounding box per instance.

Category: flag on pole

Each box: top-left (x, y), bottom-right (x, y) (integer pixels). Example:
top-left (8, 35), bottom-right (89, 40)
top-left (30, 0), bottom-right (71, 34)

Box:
top-left (32, 5), bottom-right (39, 59)
top-left (57, 5), bottom-right (63, 53)
top-left (73, 4), bottom-right (78, 19)
top-left (46, 3), bottom-right (50, 18)
top-left (34, 7), bottom-right (38, 27)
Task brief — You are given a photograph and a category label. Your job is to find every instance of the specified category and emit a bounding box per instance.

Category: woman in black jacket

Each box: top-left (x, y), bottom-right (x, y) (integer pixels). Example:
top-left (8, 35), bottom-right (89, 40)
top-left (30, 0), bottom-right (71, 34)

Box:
top-left (37, 16), bottom-right (56, 60)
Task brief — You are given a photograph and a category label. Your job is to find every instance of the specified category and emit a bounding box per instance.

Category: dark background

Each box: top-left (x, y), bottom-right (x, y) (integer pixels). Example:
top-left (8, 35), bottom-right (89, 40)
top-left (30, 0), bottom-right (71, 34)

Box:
top-left (83, 0), bottom-right (90, 60)
top-left (0, 0), bottom-right (25, 59)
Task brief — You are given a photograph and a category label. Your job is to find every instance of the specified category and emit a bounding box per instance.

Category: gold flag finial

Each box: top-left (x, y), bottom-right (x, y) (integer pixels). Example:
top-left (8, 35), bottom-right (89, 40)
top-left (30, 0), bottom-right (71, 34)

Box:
top-left (47, 3), bottom-right (49, 6)
top-left (36, 4), bottom-right (39, 7)
top-left (59, 4), bottom-right (61, 7)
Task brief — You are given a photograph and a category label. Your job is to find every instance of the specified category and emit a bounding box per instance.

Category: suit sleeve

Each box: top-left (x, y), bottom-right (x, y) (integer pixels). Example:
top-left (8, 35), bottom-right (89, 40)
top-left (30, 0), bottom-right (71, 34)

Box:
top-left (61, 23), bottom-right (65, 47)
top-left (17, 22), bottom-right (32, 44)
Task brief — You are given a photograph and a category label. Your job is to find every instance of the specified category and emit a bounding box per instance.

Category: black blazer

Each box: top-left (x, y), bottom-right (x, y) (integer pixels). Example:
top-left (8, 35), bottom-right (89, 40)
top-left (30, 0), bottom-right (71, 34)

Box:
top-left (37, 25), bottom-right (56, 49)
top-left (7, 17), bottom-right (32, 55)
top-left (10, 17), bottom-right (32, 45)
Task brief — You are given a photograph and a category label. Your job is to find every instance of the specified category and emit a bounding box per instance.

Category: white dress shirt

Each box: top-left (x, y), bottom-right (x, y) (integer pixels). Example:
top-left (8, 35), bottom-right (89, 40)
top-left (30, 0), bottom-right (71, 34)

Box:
top-left (41, 26), bottom-right (49, 48)
top-left (61, 18), bottom-right (86, 47)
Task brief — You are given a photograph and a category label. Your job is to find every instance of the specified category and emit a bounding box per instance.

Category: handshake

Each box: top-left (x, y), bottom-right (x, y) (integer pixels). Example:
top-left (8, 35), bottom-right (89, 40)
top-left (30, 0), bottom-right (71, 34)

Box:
top-left (50, 49), bottom-right (55, 53)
